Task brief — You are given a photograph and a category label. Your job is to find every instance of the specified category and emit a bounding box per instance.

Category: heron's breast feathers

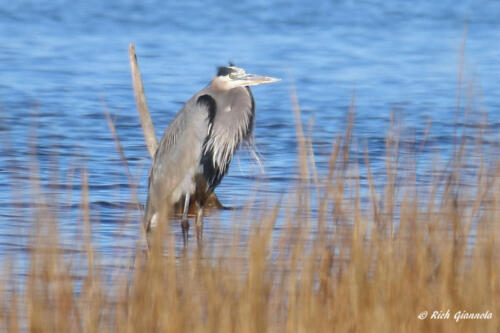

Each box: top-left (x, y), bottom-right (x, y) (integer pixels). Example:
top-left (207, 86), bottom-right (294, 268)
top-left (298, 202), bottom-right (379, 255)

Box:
top-left (200, 94), bottom-right (253, 189)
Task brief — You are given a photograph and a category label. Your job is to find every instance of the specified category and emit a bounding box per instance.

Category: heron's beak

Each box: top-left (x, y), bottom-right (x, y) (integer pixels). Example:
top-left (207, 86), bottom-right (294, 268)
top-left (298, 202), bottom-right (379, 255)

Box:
top-left (229, 72), bottom-right (281, 87)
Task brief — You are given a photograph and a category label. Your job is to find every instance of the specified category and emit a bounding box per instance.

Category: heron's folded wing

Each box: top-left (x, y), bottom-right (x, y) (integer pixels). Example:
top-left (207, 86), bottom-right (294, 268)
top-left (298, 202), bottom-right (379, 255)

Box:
top-left (144, 97), bottom-right (213, 222)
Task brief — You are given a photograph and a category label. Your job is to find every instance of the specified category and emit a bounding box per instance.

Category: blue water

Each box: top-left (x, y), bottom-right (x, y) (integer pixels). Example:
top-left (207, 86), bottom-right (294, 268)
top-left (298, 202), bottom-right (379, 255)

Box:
top-left (1, 1), bottom-right (500, 269)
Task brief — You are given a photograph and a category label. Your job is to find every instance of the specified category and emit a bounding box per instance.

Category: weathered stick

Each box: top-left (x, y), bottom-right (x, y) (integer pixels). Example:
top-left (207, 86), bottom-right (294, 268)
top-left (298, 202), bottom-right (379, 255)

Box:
top-left (129, 43), bottom-right (158, 157)
top-left (128, 43), bottom-right (225, 211)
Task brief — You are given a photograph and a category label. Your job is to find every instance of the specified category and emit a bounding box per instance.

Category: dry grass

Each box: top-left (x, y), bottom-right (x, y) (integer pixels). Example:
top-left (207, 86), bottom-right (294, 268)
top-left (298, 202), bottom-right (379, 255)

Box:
top-left (1, 103), bottom-right (500, 332)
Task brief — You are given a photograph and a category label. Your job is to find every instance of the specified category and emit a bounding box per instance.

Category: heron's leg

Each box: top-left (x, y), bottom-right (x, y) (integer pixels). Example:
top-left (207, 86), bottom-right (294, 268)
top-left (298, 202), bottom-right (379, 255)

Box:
top-left (195, 203), bottom-right (204, 245)
top-left (181, 193), bottom-right (190, 246)
top-left (195, 204), bottom-right (204, 226)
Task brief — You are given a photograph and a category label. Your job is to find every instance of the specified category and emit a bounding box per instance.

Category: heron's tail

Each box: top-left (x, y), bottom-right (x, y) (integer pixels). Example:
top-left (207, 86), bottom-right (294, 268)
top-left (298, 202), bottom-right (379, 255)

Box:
top-left (143, 197), bottom-right (155, 233)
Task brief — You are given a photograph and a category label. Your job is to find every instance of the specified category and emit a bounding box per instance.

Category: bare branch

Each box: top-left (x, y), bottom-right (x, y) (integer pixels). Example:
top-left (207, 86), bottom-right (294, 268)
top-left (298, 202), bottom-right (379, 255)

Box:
top-left (129, 43), bottom-right (158, 157)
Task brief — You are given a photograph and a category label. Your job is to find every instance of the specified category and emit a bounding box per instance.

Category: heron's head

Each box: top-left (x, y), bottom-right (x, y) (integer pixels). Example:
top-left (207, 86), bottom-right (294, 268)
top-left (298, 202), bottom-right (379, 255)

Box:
top-left (211, 66), bottom-right (280, 91)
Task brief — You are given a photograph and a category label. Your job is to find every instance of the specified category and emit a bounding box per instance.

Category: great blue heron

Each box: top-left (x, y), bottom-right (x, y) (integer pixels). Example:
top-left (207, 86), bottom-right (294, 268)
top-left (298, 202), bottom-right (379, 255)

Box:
top-left (144, 65), bottom-right (279, 244)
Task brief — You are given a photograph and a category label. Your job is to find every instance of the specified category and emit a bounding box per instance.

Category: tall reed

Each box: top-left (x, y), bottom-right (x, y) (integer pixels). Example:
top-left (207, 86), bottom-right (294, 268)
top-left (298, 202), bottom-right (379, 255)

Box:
top-left (1, 102), bottom-right (499, 332)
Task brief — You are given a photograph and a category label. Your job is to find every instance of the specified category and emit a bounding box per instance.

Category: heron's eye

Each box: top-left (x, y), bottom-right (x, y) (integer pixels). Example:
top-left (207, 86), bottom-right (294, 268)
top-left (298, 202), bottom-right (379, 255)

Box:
top-left (229, 69), bottom-right (245, 79)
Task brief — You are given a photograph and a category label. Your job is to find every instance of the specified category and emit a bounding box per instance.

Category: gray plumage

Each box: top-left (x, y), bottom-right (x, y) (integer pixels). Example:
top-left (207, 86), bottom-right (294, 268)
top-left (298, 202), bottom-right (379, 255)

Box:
top-left (143, 66), bottom-right (279, 239)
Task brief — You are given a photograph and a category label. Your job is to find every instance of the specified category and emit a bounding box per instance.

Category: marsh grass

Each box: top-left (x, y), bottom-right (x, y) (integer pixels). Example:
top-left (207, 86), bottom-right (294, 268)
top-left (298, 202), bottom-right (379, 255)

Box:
top-left (1, 100), bottom-right (500, 332)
